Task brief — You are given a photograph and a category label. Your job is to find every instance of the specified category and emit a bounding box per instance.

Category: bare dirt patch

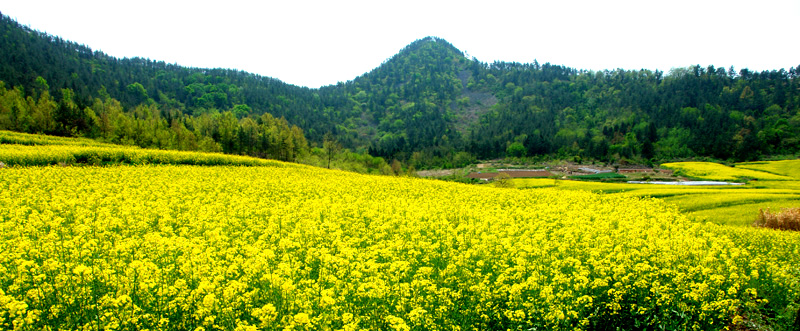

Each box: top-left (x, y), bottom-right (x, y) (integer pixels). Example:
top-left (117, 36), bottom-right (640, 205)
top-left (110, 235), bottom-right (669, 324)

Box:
top-left (416, 169), bottom-right (456, 177)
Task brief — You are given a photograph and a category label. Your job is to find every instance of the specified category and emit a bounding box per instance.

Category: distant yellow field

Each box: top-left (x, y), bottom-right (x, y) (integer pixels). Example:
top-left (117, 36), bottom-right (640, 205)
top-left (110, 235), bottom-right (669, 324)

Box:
top-left (690, 200), bottom-right (800, 227)
top-left (737, 159), bottom-right (800, 179)
top-left (514, 166), bottom-right (800, 227)
top-left (664, 192), bottom-right (800, 212)
top-left (661, 161), bottom-right (793, 181)
top-left (0, 139), bottom-right (297, 167)
top-left (0, 129), bottom-right (117, 147)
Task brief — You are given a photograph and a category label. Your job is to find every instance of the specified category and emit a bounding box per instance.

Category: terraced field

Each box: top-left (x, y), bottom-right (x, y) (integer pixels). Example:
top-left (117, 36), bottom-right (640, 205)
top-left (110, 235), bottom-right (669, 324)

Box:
top-left (515, 160), bottom-right (800, 227)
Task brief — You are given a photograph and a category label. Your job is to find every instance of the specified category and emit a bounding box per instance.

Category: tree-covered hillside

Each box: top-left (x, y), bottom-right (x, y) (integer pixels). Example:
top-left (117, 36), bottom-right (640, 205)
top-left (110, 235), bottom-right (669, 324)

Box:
top-left (322, 36), bottom-right (800, 166)
top-left (468, 62), bottom-right (800, 164)
top-left (1, 12), bottom-right (799, 168)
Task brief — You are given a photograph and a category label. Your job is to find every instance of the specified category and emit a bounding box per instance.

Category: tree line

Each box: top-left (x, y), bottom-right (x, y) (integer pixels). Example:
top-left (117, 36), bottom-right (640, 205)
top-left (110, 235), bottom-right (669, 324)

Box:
top-left (0, 79), bottom-right (307, 162)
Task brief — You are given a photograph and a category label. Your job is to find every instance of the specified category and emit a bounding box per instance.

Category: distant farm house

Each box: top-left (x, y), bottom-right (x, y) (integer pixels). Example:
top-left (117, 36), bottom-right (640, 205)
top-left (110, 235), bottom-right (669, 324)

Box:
top-left (468, 169), bottom-right (553, 181)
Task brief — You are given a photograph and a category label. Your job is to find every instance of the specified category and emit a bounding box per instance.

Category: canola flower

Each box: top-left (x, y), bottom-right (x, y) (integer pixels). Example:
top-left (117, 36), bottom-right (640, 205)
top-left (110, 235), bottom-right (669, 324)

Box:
top-left (662, 192), bottom-right (800, 212)
top-left (514, 177), bottom-right (800, 227)
top-left (0, 143), bottom-right (298, 168)
top-left (690, 200), bottom-right (800, 227)
top-left (737, 160), bottom-right (800, 179)
top-left (0, 130), bottom-right (304, 168)
top-left (662, 162), bottom-right (793, 181)
top-left (0, 130), bottom-right (115, 147)
top-left (0, 165), bottom-right (798, 330)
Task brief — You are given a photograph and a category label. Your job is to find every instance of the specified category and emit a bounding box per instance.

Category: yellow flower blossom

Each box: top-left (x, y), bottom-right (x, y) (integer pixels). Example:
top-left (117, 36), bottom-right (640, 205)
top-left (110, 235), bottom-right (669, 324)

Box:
top-left (0, 150), bottom-right (797, 330)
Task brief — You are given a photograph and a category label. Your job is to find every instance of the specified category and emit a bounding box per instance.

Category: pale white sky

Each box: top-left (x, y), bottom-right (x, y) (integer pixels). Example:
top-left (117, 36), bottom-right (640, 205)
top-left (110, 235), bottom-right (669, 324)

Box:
top-left (2, 0), bottom-right (798, 88)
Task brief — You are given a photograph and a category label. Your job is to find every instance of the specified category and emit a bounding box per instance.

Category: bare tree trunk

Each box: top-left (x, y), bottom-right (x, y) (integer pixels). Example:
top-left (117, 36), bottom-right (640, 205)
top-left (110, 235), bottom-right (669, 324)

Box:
top-left (794, 305), bottom-right (800, 331)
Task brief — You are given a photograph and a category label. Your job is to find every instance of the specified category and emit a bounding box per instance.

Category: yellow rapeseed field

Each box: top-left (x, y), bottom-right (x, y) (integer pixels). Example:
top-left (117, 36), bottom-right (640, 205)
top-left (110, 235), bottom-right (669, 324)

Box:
top-left (0, 130), bottom-right (117, 147)
top-left (661, 162), bottom-right (793, 181)
top-left (514, 176), bottom-right (800, 227)
top-left (1, 164), bottom-right (799, 330)
top-left (737, 160), bottom-right (800, 179)
top-left (0, 143), bottom-right (297, 168)
top-left (0, 130), bottom-right (301, 167)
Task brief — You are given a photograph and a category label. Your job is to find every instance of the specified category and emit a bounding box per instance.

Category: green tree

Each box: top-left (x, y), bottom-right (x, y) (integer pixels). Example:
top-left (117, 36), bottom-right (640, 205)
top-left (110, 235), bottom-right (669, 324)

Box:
top-left (493, 173), bottom-right (514, 188)
top-left (232, 104), bottom-right (251, 118)
top-left (323, 132), bottom-right (342, 169)
top-left (29, 88), bottom-right (58, 134)
top-left (390, 159), bottom-right (402, 175)
top-left (126, 82), bottom-right (148, 105)
top-left (506, 142), bottom-right (526, 157)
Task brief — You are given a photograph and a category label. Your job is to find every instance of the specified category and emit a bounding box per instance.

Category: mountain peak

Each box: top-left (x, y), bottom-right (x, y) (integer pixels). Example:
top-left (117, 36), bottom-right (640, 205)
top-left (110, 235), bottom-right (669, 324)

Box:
top-left (399, 37), bottom-right (464, 58)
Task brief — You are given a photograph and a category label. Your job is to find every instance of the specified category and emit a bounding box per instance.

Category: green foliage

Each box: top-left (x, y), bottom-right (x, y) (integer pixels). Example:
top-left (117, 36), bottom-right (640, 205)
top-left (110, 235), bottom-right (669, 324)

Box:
top-left (0, 80), bottom-right (308, 162)
top-left (125, 82), bottom-right (148, 104)
top-left (506, 141), bottom-right (526, 157)
top-left (1, 12), bottom-right (800, 168)
top-left (300, 146), bottom-right (391, 175)
top-left (451, 151), bottom-right (476, 168)
top-left (492, 172), bottom-right (515, 188)
top-left (322, 132), bottom-right (342, 169)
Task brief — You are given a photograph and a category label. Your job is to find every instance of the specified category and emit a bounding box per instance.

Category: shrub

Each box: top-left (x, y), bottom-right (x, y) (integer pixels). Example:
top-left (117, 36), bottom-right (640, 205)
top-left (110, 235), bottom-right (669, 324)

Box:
top-left (754, 207), bottom-right (800, 231)
top-left (493, 172), bottom-right (514, 188)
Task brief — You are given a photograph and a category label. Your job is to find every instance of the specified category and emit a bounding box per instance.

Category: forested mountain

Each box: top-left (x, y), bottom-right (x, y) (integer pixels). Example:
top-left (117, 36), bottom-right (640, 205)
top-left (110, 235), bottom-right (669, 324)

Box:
top-left (1, 12), bottom-right (799, 168)
top-left (0, 13), bottom-right (312, 161)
